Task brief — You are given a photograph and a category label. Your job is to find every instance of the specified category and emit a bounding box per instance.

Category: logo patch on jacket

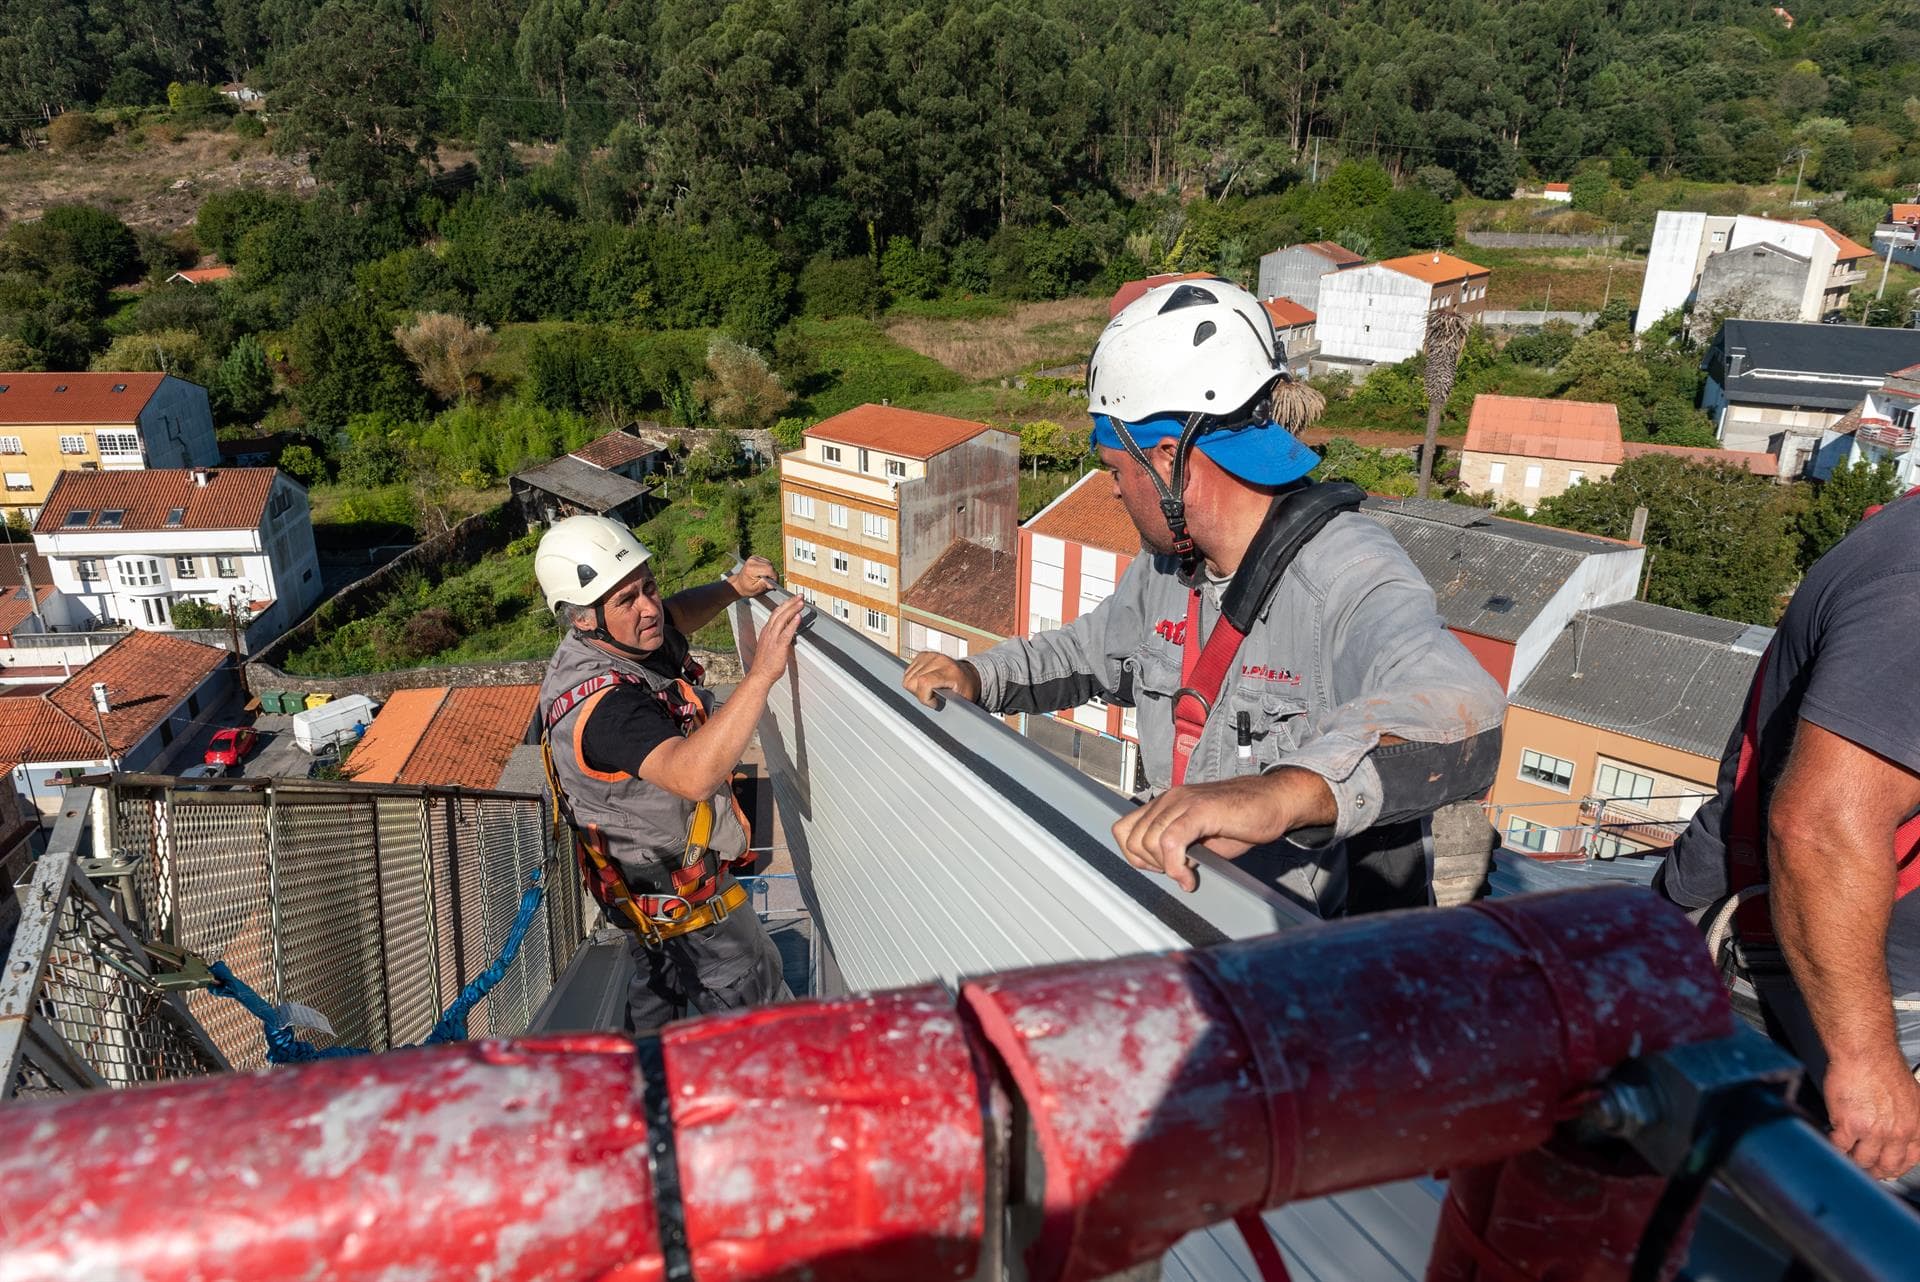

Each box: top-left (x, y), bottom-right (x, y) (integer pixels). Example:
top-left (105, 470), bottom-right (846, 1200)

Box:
top-left (1241, 663), bottom-right (1302, 686)
top-left (1153, 618), bottom-right (1189, 645)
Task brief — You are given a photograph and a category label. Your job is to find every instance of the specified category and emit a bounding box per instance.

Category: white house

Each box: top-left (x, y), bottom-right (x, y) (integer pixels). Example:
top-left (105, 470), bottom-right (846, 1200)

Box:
top-left (1635, 211), bottom-right (1869, 333)
top-left (1814, 363), bottom-right (1920, 487)
top-left (1315, 252), bottom-right (1491, 370)
top-left (32, 467), bottom-right (322, 639)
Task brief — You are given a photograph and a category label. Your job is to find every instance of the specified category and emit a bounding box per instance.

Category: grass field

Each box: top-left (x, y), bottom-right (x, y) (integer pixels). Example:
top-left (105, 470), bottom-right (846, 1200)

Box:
top-left (884, 297), bottom-right (1105, 381)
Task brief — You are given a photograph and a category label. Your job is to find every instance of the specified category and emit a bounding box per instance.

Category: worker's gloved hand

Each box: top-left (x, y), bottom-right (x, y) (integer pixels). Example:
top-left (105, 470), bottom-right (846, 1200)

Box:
top-left (729, 556), bottom-right (780, 598)
top-left (902, 653), bottom-right (981, 708)
top-left (1824, 1051), bottom-right (1920, 1181)
top-left (1111, 769), bottom-right (1336, 893)
top-left (747, 595), bottom-right (807, 684)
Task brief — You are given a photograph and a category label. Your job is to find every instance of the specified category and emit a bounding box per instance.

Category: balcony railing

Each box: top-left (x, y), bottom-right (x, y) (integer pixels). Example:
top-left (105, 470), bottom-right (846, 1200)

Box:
top-left (1858, 418), bottom-right (1916, 452)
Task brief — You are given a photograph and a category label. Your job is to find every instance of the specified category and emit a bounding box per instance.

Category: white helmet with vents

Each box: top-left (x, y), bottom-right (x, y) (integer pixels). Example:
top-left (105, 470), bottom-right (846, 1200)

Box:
top-left (1086, 278), bottom-right (1283, 424)
top-left (535, 515), bottom-right (652, 614)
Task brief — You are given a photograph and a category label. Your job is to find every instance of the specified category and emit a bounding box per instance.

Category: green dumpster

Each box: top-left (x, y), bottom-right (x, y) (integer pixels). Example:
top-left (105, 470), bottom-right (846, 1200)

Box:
top-left (264, 691), bottom-right (294, 714)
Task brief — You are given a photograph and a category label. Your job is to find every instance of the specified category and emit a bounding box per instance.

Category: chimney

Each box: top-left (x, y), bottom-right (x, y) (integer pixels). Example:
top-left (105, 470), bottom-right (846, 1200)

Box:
top-left (192, 468), bottom-right (212, 487)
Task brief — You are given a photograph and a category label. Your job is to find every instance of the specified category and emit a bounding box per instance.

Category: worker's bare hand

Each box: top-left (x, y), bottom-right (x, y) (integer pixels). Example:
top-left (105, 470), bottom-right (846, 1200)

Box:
top-left (1111, 770), bottom-right (1334, 893)
top-left (901, 653), bottom-right (981, 708)
top-left (1824, 1052), bottom-right (1920, 1180)
top-left (729, 556), bottom-right (779, 599)
top-left (747, 595), bottom-right (806, 684)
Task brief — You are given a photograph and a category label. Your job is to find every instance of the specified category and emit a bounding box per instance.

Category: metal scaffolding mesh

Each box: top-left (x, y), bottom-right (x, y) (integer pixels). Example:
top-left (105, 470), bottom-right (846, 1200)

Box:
top-left (2, 853), bottom-right (227, 1100)
top-left (106, 780), bottom-right (579, 1072)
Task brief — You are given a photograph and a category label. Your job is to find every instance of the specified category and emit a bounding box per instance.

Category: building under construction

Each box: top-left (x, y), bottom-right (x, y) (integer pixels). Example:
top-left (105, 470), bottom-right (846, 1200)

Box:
top-left (0, 590), bottom-right (1912, 1282)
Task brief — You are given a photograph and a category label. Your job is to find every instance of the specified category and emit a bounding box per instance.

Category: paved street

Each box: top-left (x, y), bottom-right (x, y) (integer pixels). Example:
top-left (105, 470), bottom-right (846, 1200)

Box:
top-left (162, 697), bottom-right (319, 780)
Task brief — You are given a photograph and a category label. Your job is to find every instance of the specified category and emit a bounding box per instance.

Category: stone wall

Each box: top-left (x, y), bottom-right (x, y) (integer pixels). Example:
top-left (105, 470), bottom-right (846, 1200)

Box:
top-left (1481, 310), bottom-right (1599, 329)
top-left (246, 648), bottom-right (744, 703)
top-left (1462, 231), bottom-right (1624, 250)
top-left (245, 503), bottom-right (526, 692)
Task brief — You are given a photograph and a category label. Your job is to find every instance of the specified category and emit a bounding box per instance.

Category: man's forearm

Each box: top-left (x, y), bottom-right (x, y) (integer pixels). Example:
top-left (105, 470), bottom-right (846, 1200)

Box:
top-left (665, 579), bottom-right (742, 635)
top-left (1770, 822), bottom-right (1903, 1069)
top-left (640, 668), bottom-right (776, 801)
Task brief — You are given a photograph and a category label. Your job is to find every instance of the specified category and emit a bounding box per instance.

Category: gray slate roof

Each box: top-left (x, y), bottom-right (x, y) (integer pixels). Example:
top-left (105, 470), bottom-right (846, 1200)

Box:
top-left (1717, 319), bottom-right (1920, 410)
top-left (1511, 600), bottom-right (1769, 758)
top-left (513, 455), bottom-right (650, 512)
top-left (1361, 497), bottom-right (1636, 642)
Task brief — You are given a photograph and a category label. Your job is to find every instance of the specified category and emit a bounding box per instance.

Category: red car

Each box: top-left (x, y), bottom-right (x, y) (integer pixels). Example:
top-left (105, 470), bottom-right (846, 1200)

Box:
top-left (204, 727), bottom-right (259, 770)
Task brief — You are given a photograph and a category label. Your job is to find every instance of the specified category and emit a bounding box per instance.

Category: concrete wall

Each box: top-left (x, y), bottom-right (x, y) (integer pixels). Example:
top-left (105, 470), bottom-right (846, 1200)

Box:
top-left (1507, 549), bottom-right (1644, 692)
top-left (137, 377), bottom-right (219, 469)
top-left (1636, 210), bottom-right (1711, 333)
top-left (1258, 247), bottom-right (1352, 312)
top-left (1482, 310), bottom-right (1599, 328)
top-left (899, 430), bottom-right (1018, 592)
top-left (1728, 216), bottom-right (1834, 320)
top-left (1317, 265), bottom-right (1434, 364)
top-left (1463, 232), bottom-right (1624, 250)
top-left (1693, 247), bottom-right (1807, 329)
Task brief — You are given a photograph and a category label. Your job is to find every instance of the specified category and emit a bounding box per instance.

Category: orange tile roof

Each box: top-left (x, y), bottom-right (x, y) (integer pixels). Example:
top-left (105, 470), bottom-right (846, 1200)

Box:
top-left (347, 685), bottom-right (539, 790)
top-left (34, 468), bottom-right (277, 535)
top-left (345, 688), bottom-right (447, 784)
top-left (0, 699), bottom-right (96, 766)
top-left (1026, 470), bottom-right (1141, 556)
top-left (170, 266), bottom-right (235, 284)
top-left (1300, 241), bottom-right (1366, 266)
top-left (571, 430), bottom-right (663, 470)
top-left (804, 404), bottom-right (992, 460)
top-left (1892, 204), bottom-right (1920, 224)
top-left (1108, 272), bottom-right (1219, 317)
top-left (1465, 395), bottom-right (1623, 464)
top-left (1793, 218), bottom-right (1873, 262)
top-left (1622, 442), bottom-right (1780, 476)
top-left (0, 630), bottom-right (230, 768)
top-left (399, 685), bottom-right (538, 788)
top-left (1261, 298), bottom-right (1316, 329)
top-left (1380, 251), bottom-right (1491, 285)
top-left (0, 585), bottom-right (55, 637)
top-left (1544, 182), bottom-right (1571, 193)
top-left (0, 373), bottom-right (167, 426)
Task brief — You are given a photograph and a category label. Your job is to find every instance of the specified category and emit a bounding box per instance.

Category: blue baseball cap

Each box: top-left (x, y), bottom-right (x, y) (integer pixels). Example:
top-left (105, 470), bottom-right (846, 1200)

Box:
top-left (1090, 413), bottom-right (1320, 488)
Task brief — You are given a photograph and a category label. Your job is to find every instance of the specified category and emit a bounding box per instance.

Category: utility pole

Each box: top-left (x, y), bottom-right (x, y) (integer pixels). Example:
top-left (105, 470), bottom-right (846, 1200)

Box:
top-left (1311, 135), bottom-right (1320, 184)
top-left (1788, 148), bottom-right (1807, 208)
top-left (1542, 281), bottom-right (1552, 323)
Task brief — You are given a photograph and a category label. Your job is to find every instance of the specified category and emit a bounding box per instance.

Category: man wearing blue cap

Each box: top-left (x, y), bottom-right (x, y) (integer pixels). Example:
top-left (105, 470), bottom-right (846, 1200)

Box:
top-left (904, 278), bottom-right (1506, 915)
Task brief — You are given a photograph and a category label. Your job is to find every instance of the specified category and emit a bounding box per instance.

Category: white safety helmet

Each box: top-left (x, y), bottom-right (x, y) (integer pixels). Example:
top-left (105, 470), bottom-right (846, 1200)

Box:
top-left (1086, 277), bottom-right (1283, 424)
top-left (535, 515), bottom-right (652, 614)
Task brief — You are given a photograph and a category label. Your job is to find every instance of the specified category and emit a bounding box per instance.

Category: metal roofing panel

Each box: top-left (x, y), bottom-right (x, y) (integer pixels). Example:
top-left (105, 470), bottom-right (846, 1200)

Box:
top-left (1510, 609), bottom-right (1761, 758)
top-left (1361, 506), bottom-right (1620, 642)
top-left (729, 591), bottom-right (1442, 1281)
top-left (512, 455), bottom-right (651, 511)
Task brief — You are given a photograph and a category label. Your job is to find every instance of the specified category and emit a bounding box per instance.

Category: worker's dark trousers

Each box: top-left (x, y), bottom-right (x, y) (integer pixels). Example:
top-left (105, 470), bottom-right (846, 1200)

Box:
top-left (624, 906), bottom-right (790, 1032)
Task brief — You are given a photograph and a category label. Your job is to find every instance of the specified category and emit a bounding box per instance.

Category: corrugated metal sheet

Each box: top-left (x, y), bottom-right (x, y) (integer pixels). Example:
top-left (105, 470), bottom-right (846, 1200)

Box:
top-left (1511, 608), bottom-right (1761, 758)
top-left (729, 592), bottom-right (1442, 1281)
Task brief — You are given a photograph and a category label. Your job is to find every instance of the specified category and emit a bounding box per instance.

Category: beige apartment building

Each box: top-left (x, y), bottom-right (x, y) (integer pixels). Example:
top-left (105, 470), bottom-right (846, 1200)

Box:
top-left (779, 405), bottom-right (1017, 655)
top-left (0, 373), bottom-right (218, 522)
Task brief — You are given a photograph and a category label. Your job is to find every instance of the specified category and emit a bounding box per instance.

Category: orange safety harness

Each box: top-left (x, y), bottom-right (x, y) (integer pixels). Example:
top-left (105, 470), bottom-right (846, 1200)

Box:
top-left (1725, 645), bottom-right (1920, 946)
top-left (541, 666), bottom-right (753, 947)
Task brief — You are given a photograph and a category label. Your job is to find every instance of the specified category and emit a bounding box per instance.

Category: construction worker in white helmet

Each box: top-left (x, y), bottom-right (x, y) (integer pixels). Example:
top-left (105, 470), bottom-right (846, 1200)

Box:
top-left (905, 277), bottom-right (1507, 916)
top-left (535, 515), bottom-right (805, 1028)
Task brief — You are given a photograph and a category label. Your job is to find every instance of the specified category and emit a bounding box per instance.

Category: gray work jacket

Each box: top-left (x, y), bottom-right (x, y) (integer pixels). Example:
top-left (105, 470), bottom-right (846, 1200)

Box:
top-left (970, 509), bottom-right (1507, 914)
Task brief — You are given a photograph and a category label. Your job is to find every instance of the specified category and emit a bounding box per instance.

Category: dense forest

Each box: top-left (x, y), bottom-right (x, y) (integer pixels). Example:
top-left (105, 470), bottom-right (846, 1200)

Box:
top-left (5, 0), bottom-right (1920, 243)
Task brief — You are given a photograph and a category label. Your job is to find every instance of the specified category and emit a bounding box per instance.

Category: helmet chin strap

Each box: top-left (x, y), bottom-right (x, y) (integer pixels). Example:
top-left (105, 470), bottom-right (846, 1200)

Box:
top-left (1111, 389), bottom-right (1275, 578)
top-left (582, 602), bottom-right (655, 659)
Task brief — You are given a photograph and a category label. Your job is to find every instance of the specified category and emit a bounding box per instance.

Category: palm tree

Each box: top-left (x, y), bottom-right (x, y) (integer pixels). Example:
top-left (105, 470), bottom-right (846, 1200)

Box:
top-left (1270, 378), bottom-right (1327, 434)
top-left (1418, 309), bottom-right (1471, 498)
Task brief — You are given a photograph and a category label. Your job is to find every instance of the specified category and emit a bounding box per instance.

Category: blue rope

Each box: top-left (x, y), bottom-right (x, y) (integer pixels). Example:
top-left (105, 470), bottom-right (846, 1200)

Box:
top-left (208, 872), bottom-right (548, 1065)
